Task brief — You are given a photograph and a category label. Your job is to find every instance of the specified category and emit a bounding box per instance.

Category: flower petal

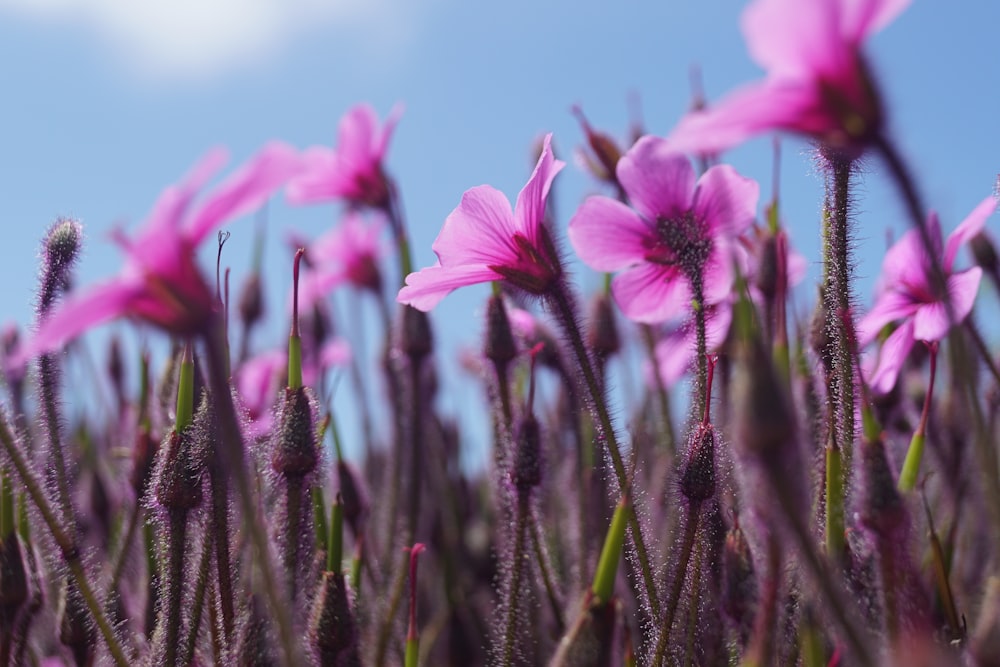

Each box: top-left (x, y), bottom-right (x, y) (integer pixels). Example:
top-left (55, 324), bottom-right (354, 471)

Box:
top-left (337, 104), bottom-right (379, 168)
top-left (742, 0), bottom-right (842, 76)
top-left (186, 142), bottom-right (301, 245)
top-left (617, 136), bottom-right (695, 222)
top-left (857, 290), bottom-right (919, 346)
top-left (865, 318), bottom-right (915, 395)
top-left (138, 147), bottom-right (229, 246)
top-left (17, 280), bottom-right (140, 363)
top-left (667, 79), bottom-right (822, 156)
top-left (912, 267), bottom-right (982, 341)
top-left (397, 264), bottom-right (501, 312)
top-left (702, 241), bottom-right (739, 307)
top-left (944, 197), bottom-right (995, 271)
top-left (611, 263), bottom-right (691, 323)
top-left (840, 0), bottom-right (911, 44)
top-left (691, 164), bottom-right (759, 238)
top-left (431, 185), bottom-right (518, 267)
top-left (284, 147), bottom-right (341, 204)
top-left (514, 134), bottom-right (565, 243)
top-left (568, 196), bottom-right (652, 272)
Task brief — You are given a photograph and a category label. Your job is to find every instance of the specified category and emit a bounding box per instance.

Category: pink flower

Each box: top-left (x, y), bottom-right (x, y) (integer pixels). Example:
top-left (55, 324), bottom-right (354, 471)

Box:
top-left (287, 103), bottom-right (403, 208)
top-left (17, 143), bottom-right (301, 362)
top-left (568, 135), bottom-right (759, 323)
top-left (297, 213), bottom-right (386, 307)
top-left (397, 134), bottom-right (565, 311)
top-left (859, 197), bottom-right (994, 393)
top-left (668, 0), bottom-right (909, 157)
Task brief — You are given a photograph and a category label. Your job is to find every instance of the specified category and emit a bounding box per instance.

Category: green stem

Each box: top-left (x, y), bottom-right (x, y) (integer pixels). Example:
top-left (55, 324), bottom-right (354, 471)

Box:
top-left (0, 414), bottom-right (129, 667)
top-left (825, 440), bottom-right (846, 559)
top-left (547, 282), bottom-right (661, 618)
top-left (898, 343), bottom-right (937, 492)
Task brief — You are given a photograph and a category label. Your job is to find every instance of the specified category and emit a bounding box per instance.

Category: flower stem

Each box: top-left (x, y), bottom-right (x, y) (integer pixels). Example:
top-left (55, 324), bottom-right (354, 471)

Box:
top-left (0, 413), bottom-right (129, 667)
top-left (200, 324), bottom-right (300, 667)
top-left (825, 429), bottom-right (846, 560)
top-left (179, 525), bottom-right (215, 667)
top-left (161, 509), bottom-right (187, 667)
top-left (898, 343), bottom-right (938, 492)
top-left (546, 281), bottom-right (661, 618)
top-left (641, 324), bottom-right (676, 457)
top-left (500, 494), bottom-right (530, 667)
top-left (38, 353), bottom-right (74, 528)
top-left (650, 500), bottom-right (701, 667)
top-left (208, 458), bottom-right (235, 641)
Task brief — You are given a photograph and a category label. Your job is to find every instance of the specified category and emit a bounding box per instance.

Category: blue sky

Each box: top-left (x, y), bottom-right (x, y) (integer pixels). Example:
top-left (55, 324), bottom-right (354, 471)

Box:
top-left (1, 0), bottom-right (998, 461)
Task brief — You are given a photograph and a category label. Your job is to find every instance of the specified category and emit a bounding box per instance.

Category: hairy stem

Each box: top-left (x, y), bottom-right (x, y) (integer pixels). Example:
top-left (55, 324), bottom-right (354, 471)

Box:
top-left (500, 494), bottom-right (531, 666)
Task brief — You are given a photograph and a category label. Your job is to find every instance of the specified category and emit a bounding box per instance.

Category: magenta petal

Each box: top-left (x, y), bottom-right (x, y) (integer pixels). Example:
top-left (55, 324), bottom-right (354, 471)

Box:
top-left (432, 186), bottom-right (518, 266)
top-left (840, 0), bottom-right (912, 43)
top-left (397, 264), bottom-right (501, 312)
top-left (866, 318), bottom-right (915, 395)
top-left (568, 196), bottom-right (651, 272)
top-left (911, 268), bottom-right (982, 341)
top-left (298, 269), bottom-right (347, 309)
top-left (652, 327), bottom-right (693, 388)
top-left (702, 242), bottom-right (738, 307)
top-left (944, 197), bottom-right (995, 270)
top-left (857, 290), bottom-right (919, 346)
top-left (877, 228), bottom-right (931, 294)
top-left (137, 147), bottom-right (229, 246)
top-left (337, 104), bottom-right (379, 168)
top-left (514, 134), bottom-right (565, 241)
top-left (285, 147), bottom-right (341, 204)
top-left (616, 136), bottom-right (695, 222)
top-left (612, 263), bottom-right (690, 323)
top-left (20, 280), bottom-right (139, 362)
top-left (742, 0), bottom-right (840, 75)
top-left (667, 80), bottom-right (819, 156)
top-left (376, 103), bottom-right (405, 159)
top-left (692, 164), bottom-right (760, 237)
top-left (187, 142), bottom-right (301, 245)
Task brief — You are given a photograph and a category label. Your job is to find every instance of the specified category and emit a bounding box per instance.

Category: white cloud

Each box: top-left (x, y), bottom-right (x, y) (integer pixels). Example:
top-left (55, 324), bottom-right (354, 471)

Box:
top-left (0, 0), bottom-right (414, 80)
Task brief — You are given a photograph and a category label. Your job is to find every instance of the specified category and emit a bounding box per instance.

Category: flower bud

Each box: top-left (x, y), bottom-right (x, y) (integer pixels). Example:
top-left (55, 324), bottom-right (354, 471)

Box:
top-left (238, 271), bottom-right (265, 331)
top-left (970, 232), bottom-right (999, 277)
top-left (272, 387), bottom-right (319, 478)
top-left (38, 218), bottom-right (83, 315)
top-left (587, 293), bottom-right (620, 360)
top-left (153, 427), bottom-right (205, 511)
top-left (484, 295), bottom-right (517, 367)
top-left (309, 571), bottom-right (361, 666)
top-left (401, 305), bottom-right (433, 361)
top-left (511, 413), bottom-right (542, 492)
top-left (679, 425), bottom-right (716, 502)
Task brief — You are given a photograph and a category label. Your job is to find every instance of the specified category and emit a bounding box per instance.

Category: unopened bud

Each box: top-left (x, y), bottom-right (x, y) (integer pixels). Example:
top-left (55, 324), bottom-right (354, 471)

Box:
top-left (720, 522), bottom-right (756, 641)
top-left (39, 218), bottom-right (84, 315)
top-left (273, 388), bottom-right (319, 477)
top-left (587, 294), bottom-right (620, 359)
top-left (754, 234), bottom-right (780, 301)
top-left (679, 425), bottom-right (716, 502)
top-left (310, 571), bottom-right (361, 666)
top-left (970, 232), bottom-right (1000, 276)
top-left (511, 413), bottom-right (542, 492)
top-left (401, 305), bottom-right (433, 360)
top-left (239, 272), bottom-right (265, 330)
top-left (153, 419), bottom-right (206, 511)
top-left (484, 295), bottom-right (517, 366)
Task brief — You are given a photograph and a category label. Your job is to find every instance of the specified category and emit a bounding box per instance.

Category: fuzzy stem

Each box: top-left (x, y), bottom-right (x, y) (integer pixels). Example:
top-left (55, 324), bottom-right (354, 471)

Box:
top-left (208, 460), bottom-right (235, 642)
top-left (546, 281), bottom-right (661, 617)
top-left (284, 476), bottom-right (303, 602)
top-left (500, 494), bottom-right (530, 667)
top-left (407, 357), bottom-right (425, 543)
top-left (691, 276), bottom-right (709, 421)
top-left (161, 509), bottom-right (187, 667)
top-left (651, 500), bottom-right (702, 667)
top-left (0, 414), bottom-right (129, 667)
top-left (825, 435), bottom-right (846, 559)
top-left (529, 514), bottom-right (565, 632)
top-left (38, 353), bottom-right (74, 527)
top-left (179, 526), bottom-right (215, 667)
top-left (200, 325), bottom-right (300, 667)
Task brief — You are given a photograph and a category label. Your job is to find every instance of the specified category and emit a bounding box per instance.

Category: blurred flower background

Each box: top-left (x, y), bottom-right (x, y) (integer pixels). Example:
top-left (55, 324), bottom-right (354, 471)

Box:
top-left (1, 0), bottom-right (997, 465)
